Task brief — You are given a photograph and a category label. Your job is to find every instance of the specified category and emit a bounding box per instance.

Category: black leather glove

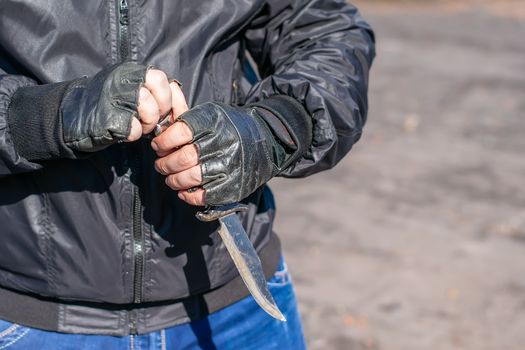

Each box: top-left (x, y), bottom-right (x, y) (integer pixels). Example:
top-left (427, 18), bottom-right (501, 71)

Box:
top-left (7, 63), bottom-right (148, 161)
top-left (179, 96), bottom-right (312, 205)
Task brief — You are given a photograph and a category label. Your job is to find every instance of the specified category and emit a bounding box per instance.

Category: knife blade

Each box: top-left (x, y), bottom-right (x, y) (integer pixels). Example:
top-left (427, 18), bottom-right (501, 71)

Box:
top-left (197, 204), bottom-right (286, 321)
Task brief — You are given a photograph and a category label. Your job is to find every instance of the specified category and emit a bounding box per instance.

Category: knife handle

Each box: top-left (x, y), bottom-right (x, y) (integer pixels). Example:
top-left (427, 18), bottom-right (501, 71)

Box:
top-left (195, 203), bottom-right (249, 222)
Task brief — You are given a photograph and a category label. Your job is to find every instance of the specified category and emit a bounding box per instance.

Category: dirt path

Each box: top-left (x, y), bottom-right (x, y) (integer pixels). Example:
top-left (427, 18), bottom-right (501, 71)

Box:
top-left (270, 2), bottom-right (525, 349)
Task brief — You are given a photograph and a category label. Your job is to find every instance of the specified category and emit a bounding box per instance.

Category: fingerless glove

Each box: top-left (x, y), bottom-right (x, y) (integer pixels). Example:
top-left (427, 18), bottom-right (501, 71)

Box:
top-left (7, 63), bottom-right (148, 161)
top-left (179, 96), bottom-right (312, 205)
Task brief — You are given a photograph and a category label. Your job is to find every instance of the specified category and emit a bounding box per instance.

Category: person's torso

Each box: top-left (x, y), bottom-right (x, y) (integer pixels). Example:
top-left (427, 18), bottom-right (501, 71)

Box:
top-left (0, 0), bottom-right (275, 304)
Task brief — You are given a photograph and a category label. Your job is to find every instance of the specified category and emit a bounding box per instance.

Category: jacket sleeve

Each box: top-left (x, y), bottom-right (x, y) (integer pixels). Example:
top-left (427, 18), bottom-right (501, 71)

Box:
top-left (0, 71), bottom-right (42, 177)
top-left (243, 0), bottom-right (375, 177)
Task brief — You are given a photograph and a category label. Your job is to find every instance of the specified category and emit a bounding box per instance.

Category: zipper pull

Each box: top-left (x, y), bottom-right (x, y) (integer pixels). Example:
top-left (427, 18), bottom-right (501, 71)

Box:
top-left (119, 0), bottom-right (129, 25)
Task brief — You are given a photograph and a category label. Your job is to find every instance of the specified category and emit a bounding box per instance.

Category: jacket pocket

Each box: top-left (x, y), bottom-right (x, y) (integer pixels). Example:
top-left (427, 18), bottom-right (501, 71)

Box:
top-left (0, 320), bottom-right (31, 348)
top-left (267, 256), bottom-right (291, 287)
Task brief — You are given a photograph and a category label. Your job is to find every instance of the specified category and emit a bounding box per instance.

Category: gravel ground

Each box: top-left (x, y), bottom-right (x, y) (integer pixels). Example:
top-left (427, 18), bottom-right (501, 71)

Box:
top-left (269, 2), bottom-right (525, 349)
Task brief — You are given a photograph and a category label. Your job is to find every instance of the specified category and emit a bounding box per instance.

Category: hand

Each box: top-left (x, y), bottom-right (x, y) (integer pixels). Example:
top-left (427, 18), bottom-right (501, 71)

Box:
top-left (151, 120), bottom-right (204, 205)
top-left (6, 62), bottom-right (191, 161)
top-left (60, 63), bottom-right (188, 152)
top-left (151, 103), bottom-right (284, 206)
top-left (128, 69), bottom-right (187, 141)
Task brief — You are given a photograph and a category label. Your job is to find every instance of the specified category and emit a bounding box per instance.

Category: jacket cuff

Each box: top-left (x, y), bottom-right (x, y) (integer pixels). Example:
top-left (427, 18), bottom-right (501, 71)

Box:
top-left (7, 81), bottom-right (77, 161)
top-left (250, 95), bottom-right (313, 171)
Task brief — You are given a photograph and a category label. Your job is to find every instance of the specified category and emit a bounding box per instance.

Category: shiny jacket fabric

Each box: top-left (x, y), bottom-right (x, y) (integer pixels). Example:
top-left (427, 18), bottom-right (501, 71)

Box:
top-left (0, 0), bottom-right (374, 323)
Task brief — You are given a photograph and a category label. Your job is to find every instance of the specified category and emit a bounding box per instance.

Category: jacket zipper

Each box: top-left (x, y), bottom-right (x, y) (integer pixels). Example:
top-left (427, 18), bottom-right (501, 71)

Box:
top-left (130, 154), bottom-right (143, 334)
top-left (131, 156), bottom-right (144, 305)
top-left (118, 0), bottom-right (130, 62)
top-left (116, 0), bottom-right (144, 332)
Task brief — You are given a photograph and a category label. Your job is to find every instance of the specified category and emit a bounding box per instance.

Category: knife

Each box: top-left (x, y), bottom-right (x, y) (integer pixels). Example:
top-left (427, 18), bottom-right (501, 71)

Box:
top-left (154, 117), bottom-right (286, 321)
top-left (196, 204), bottom-right (286, 321)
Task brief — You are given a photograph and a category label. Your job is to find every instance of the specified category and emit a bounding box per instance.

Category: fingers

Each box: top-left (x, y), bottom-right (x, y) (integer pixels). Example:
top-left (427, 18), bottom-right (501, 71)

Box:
top-left (134, 69), bottom-right (190, 140)
top-left (144, 69), bottom-right (172, 118)
top-left (151, 121), bottom-right (193, 154)
top-left (137, 87), bottom-right (159, 134)
top-left (127, 118), bottom-right (143, 142)
top-left (165, 165), bottom-right (202, 191)
top-left (144, 73), bottom-right (200, 205)
top-left (170, 81), bottom-right (189, 119)
top-left (154, 144), bottom-right (198, 175)
top-left (178, 188), bottom-right (205, 206)
top-left (152, 82), bottom-right (189, 136)
top-left (155, 143), bottom-right (205, 206)
top-left (135, 69), bottom-right (171, 135)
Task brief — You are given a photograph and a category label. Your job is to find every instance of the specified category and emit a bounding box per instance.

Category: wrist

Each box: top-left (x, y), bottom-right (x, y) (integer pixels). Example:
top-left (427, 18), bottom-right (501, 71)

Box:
top-left (7, 81), bottom-right (78, 161)
top-left (248, 95), bottom-right (312, 172)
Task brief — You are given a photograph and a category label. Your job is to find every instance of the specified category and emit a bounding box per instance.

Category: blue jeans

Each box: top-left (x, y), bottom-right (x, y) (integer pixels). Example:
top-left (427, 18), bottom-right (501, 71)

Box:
top-left (0, 257), bottom-right (306, 350)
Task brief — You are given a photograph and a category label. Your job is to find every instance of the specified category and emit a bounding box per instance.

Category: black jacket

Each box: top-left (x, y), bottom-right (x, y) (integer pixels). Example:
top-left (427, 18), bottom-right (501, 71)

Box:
top-left (0, 0), bottom-right (374, 335)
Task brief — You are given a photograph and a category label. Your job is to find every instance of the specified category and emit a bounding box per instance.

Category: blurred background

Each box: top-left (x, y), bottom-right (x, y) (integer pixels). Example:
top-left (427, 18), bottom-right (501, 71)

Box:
top-left (269, 1), bottom-right (525, 349)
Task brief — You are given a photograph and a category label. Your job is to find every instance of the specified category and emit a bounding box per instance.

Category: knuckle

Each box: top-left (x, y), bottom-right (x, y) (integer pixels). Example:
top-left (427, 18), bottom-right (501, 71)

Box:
top-left (159, 70), bottom-right (168, 82)
top-left (191, 191), bottom-right (203, 206)
top-left (177, 122), bottom-right (193, 141)
top-left (138, 87), bottom-right (149, 102)
top-left (154, 135), bottom-right (169, 151)
top-left (165, 175), bottom-right (179, 190)
top-left (143, 93), bottom-right (156, 107)
top-left (138, 102), bottom-right (157, 121)
top-left (155, 159), bottom-right (168, 175)
top-left (153, 139), bottom-right (164, 152)
top-left (190, 166), bottom-right (202, 184)
top-left (191, 197), bottom-right (200, 206)
top-left (141, 114), bottom-right (157, 126)
top-left (139, 110), bottom-right (154, 124)
top-left (196, 191), bottom-right (205, 206)
top-left (167, 130), bottom-right (180, 147)
top-left (141, 125), bottom-right (153, 135)
top-left (148, 70), bottom-right (167, 85)
top-left (180, 146), bottom-right (196, 167)
top-left (185, 193), bottom-right (198, 206)
top-left (170, 81), bottom-right (182, 93)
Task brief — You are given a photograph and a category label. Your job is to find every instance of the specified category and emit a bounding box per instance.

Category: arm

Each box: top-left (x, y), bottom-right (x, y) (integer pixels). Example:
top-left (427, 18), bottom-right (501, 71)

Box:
top-left (244, 0), bottom-right (375, 177)
top-left (0, 72), bottom-right (42, 175)
top-left (0, 64), bottom-right (181, 177)
top-left (151, 0), bottom-right (375, 206)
